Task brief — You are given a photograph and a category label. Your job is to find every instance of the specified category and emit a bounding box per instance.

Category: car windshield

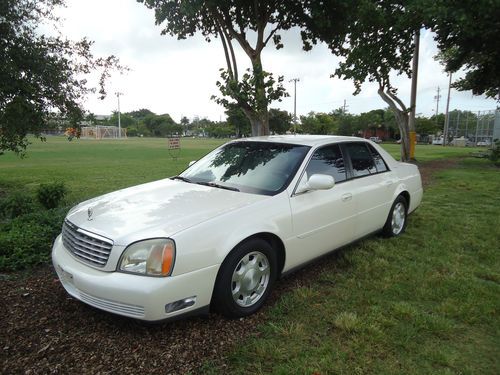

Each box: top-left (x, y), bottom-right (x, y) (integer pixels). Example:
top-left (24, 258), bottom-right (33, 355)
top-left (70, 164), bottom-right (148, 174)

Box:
top-left (180, 141), bottom-right (310, 195)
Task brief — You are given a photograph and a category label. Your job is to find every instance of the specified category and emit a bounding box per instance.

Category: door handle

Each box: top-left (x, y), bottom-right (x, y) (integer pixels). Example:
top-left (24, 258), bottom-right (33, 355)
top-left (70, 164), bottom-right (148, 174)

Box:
top-left (384, 180), bottom-right (394, 186)
top-left (341, 193), bottom-right (352, 202)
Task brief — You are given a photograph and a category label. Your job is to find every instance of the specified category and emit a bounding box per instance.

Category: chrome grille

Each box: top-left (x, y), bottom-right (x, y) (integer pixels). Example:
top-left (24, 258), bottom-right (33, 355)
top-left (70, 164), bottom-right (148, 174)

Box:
top-left (62, 220), bottom-right (113, 267)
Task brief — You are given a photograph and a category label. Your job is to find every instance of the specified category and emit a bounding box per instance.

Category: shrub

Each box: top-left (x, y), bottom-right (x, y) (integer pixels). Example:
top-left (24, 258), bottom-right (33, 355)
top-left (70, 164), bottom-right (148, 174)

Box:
top-left (489, 139), bottom-right (500, 167)
top-left (0, 208), bottom-right (66, 271)
top-left (0, 192), bottom-right (35, 219)
top-left (37, 182), bottom-right (67, 209)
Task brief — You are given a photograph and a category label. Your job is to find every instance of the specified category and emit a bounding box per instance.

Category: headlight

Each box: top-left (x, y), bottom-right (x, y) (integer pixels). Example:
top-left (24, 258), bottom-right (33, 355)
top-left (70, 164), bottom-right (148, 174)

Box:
top-left (119, 238), bottom-right (175, 276)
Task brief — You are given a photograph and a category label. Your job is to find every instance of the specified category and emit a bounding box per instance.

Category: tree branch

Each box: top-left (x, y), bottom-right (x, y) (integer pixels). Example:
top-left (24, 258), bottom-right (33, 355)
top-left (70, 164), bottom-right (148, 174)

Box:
top-left (216, 25), bottom-right (233, 78)
top-left (386, 88), bottom-right (408, 113)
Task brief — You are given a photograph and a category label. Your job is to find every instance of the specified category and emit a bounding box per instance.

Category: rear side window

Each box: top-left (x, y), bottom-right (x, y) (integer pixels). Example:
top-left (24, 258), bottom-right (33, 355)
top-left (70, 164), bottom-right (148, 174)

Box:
top-left (368, 144), bottom-right (388, 172)
top-left (306, 144), bottom-right (347, 183)
top-left (344, 143), bottom-right (376, 177)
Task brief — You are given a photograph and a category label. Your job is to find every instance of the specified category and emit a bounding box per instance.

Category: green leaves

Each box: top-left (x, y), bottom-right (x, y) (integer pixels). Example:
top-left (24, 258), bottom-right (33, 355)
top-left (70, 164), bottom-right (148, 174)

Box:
top-left (212, 68), bottom-right (288, 116)
top-left (1, 0), bottom-right (125, 156)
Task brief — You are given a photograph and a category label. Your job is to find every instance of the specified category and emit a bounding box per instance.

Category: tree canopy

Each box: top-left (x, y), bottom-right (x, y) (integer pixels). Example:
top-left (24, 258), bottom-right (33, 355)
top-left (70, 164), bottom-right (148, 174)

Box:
top-left (0, 0), bottom-right (124, 155)
top-left (422, 0), bottom-right (500, 99)
top-left (138, 0), bottom-right (305, 136)
top-left (302, 0), bottom-right (421, 160)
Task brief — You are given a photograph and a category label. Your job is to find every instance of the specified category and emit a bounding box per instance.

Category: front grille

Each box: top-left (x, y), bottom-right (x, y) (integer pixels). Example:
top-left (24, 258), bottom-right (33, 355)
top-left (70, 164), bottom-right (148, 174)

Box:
top-left (62, 220), bottom-right (113, 267)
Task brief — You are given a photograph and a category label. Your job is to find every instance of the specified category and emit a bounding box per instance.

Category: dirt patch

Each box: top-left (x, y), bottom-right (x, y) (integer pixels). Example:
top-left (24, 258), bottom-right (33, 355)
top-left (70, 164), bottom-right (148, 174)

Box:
top-left (0, 159), bottom-right (456, 374)
top-left (416, 158), bottom-right (461, 187)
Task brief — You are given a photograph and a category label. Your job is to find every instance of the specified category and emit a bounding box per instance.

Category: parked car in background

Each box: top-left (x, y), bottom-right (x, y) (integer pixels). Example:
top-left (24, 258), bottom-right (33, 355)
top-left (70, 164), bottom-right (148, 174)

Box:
top-left (476, 139), bottom-right (491, 147)
top-left (432, 136), bottom-right (444, 145)
top-left (52, 136), bottom-right (423, 322)
top-left (369, 136), bottom-right (382, 143)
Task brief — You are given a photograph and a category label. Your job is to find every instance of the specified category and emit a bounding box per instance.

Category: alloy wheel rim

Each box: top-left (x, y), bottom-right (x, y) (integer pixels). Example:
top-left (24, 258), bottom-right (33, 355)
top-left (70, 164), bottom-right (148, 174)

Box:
top-left (231, 251), bottom-right (270, 307)
top-left (391, 202), bottom-right (406, 235)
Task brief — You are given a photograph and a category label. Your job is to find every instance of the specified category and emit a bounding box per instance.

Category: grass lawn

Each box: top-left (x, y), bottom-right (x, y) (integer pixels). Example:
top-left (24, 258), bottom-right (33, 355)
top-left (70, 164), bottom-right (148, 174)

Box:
top-left (0, 136), bottom-right (486, 203)
top-left (1, 136), bottom-right (498, 373)
top-left (0, 136), bottom-right (227, 202)
top-left (202, 157), bottom-right (500, 374)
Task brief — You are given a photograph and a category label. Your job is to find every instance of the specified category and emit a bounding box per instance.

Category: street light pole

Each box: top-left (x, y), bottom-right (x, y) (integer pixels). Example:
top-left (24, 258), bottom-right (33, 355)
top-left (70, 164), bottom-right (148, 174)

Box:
top-left (115, 92), bottom-right (123, 138)
top-left (290, 78), bottom-right (299, 134)
top-left (443, 73), bottom-right (452, 147)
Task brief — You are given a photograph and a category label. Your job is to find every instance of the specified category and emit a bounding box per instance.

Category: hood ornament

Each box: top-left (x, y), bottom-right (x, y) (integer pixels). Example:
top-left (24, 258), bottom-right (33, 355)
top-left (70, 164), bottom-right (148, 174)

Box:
top-left (87, 207), bottom-right (94, 221)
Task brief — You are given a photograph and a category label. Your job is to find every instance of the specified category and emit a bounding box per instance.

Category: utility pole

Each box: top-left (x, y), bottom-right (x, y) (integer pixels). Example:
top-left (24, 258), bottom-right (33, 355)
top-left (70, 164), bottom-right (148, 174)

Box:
top-left (443, 73), bottom-right (452, 146)
top-left (290, 78), bottom-right (299, 134)
top-left (408, 29), bottom-right (420, 160)
top-left (343, 99), bottom-right (348, 115)
top-left (474, 111), bottom-right (480, 144)
top-left (115, 92), bottom-right (123, 138)
top-left (434, 86), bottom-right (441, 124)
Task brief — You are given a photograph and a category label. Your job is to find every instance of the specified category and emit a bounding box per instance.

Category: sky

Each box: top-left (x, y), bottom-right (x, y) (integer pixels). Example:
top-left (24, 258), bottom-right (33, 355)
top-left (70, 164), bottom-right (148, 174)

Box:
top-left (55, 0), bottom-right (498, 122)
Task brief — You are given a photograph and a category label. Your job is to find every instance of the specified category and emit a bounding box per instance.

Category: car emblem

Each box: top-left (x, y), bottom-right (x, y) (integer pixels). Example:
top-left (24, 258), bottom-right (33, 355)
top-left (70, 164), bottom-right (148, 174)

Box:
top-left (88, 207), bottom-right (94, 221)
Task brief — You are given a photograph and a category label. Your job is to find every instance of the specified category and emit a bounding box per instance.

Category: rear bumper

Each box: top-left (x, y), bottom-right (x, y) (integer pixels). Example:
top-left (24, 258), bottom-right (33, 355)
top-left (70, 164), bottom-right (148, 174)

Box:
top-left (52, 235), bottom-right (218, 321)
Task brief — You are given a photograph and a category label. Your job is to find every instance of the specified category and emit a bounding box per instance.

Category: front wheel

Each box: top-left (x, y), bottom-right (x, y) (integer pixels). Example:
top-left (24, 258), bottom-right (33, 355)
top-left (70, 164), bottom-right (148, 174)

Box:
top-left (212, 238), bottom-right (277, 318)
top-left (383, 195), bottom-right (408, 237)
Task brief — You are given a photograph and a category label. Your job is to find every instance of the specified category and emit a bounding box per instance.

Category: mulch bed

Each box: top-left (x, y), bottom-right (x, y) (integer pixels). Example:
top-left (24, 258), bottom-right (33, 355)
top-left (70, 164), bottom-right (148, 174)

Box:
top-left (0, 159), bottom-right (455, 374)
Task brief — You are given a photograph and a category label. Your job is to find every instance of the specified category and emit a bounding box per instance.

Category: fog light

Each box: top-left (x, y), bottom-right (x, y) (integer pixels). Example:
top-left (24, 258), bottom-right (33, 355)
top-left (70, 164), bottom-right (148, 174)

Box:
top-left (165, 296), bottom-right (196, 313)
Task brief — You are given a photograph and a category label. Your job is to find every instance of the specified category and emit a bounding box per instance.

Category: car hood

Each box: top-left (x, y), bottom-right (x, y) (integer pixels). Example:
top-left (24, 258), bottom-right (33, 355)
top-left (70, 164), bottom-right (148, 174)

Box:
top-left (66, 179), bottom-right (266, 245)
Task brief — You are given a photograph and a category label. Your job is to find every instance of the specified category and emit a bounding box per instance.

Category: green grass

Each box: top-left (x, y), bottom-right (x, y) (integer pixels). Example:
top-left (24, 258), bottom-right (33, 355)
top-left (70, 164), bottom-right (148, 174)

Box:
top-left (383, 143), bottom-right (486, 162)
top-left (0, 137), bottom-right (484, 203)
top-left (2, 137), bottom-right (498, 370)
top-left (204, 157), bottom-right (500, 374)
top-left (0, 136), bottom-right (227, 203)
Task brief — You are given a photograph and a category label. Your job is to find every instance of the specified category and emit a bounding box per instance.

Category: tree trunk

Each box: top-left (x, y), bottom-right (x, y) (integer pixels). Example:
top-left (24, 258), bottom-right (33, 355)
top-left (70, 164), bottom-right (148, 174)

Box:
top-left (248, 54), bottom-right (270, 136)
top-left (377, 87), bottom-right (411, 161)
top-left (243, 109), bottom-right (269, 137)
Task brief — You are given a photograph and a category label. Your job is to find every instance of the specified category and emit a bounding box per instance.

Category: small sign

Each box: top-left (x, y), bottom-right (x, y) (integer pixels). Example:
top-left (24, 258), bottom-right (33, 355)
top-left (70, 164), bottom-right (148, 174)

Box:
top-left (168, 137), bottom-right (180, 150)
top-left (168, 137), bottom-right (181, 160)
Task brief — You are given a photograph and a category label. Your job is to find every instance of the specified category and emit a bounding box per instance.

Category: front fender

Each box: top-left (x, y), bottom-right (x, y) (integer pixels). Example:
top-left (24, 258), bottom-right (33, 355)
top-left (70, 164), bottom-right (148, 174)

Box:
top-left (171, 192), bottom-right (292, 276)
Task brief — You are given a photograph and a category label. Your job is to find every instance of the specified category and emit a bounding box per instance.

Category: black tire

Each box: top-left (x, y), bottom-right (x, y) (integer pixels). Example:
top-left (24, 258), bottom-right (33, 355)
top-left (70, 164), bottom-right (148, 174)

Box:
top-left (382, 195), bottom-right (408, 237)
top-left (212, 238), bottom-right (278, 318)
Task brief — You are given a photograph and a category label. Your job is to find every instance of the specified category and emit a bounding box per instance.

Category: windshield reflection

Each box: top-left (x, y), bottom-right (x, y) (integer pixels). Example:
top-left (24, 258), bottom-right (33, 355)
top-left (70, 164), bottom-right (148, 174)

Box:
top-left (181, 142), bottom-right (310, 195)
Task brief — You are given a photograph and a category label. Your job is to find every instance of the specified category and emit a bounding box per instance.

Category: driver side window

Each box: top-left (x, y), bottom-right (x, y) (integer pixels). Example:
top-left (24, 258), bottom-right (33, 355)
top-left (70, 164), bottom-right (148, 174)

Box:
top-left (305, 144), bottom-right (347, 183)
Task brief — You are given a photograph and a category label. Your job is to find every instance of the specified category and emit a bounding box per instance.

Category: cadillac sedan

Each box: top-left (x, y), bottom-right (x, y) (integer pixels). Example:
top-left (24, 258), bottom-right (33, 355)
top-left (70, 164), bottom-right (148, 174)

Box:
top-left (52, 135), bottom-right (422, 321)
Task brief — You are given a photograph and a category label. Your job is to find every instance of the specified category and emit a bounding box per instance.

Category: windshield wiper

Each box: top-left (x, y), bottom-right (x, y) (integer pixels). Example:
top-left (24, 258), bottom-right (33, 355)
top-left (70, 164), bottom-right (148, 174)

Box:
top-left (196, 181), bottom-right (240, 192)
top-left (170, 176), bottom-right (193, 183)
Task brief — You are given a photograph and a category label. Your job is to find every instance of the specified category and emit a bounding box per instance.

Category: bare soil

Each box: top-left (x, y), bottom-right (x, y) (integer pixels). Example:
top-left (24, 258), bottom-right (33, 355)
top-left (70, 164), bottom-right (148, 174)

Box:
top-left (0, 159), bottom-right (455, 374)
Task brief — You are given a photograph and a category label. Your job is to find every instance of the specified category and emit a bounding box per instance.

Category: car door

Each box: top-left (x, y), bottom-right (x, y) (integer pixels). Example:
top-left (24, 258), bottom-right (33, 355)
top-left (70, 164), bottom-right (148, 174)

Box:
top-left (342, 142), bottom-right (396, 237)
top-left (288, 143), bottom-right (356, 266)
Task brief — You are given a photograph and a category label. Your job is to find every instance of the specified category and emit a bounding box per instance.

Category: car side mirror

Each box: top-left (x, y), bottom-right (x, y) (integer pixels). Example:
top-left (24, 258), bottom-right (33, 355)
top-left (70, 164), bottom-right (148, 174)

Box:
top-left (296, 174), bottom-right (335, 194)
top-left (188, 160), bottom-right (197, 167)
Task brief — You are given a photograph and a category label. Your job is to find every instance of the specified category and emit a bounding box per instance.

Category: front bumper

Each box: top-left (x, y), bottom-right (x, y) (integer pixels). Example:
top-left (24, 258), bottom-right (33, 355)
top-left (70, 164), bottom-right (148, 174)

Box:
top-left (52, 235), bottom-right (219, 321)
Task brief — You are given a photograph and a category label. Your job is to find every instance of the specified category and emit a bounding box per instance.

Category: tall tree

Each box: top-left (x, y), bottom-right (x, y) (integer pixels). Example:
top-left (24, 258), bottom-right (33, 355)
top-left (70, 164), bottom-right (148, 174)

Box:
top-left (303, 0), bottom-right (421, 161)
top-left (0, 0), bottom-right (123, 155)
top-left (269, 108), bottom-right (292, 134)
top-left (139, 0), bottom-right (302, 136)
top-left (300, 112), bottom-right (337, 135)
top-left (422, 0), bottom-right (500, 100)
top-left (225, 107), bottom-right (251, 137)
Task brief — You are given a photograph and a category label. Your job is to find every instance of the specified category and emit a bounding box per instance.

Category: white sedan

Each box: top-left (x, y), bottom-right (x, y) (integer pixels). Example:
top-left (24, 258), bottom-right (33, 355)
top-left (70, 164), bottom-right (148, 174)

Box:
top-left (52, 135), bottom-right (423, 321)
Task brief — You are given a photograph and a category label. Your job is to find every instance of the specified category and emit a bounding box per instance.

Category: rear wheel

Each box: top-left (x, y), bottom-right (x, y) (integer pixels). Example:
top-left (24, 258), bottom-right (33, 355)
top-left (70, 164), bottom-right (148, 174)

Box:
top-left (212, 238), bottom-right (277, 318)
top-left (383, 195), bottom-right (408, 237)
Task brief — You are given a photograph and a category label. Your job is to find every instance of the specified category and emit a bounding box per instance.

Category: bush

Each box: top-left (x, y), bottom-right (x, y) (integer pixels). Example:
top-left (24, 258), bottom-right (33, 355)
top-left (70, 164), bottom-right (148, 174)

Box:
top-left (0, 192), bottom-right (35, 219)
top-left (0, 208), bottom-right (67, 271)
top-left (489, 139), bottom-right (500, 167)
top-left (37, 182), bottom-right (67, 209)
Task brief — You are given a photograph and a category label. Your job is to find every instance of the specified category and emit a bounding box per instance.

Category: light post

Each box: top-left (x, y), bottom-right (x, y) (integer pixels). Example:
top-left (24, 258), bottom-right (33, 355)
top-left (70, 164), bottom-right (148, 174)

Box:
top-left (115, 92), bottom-right (123, 138)
top-left (289, 78), bottom-right (299, 134)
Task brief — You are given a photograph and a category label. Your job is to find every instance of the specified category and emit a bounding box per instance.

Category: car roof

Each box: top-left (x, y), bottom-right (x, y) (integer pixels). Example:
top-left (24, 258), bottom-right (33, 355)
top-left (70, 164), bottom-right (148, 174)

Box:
top-left (235, 135), bottom-right (365, 147)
